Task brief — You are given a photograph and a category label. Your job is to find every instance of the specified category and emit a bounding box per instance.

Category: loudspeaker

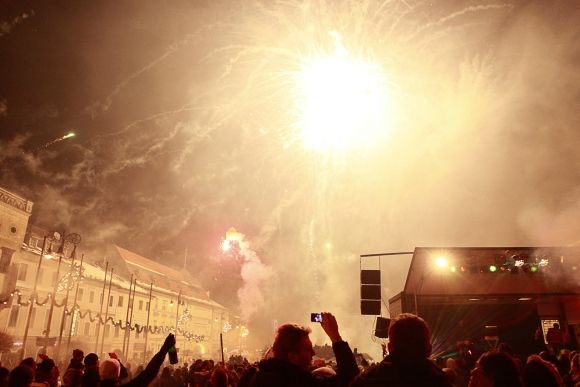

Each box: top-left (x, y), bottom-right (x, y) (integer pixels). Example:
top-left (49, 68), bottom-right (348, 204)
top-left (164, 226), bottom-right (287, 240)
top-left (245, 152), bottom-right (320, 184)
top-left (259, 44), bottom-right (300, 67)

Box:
top-left (361, 285), bottom-right (381, 300)
top-left (375, 317), bottom-right (390, 338)
top-left (361, 300), bottom-right (381, 315)
top-left (361, 270), bottom-right (381, 285)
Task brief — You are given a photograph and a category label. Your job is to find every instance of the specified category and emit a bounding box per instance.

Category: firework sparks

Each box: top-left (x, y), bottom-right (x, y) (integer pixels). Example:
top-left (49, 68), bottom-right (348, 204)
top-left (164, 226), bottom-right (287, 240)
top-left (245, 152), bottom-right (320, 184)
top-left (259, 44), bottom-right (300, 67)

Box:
top-left (28, 133), bottom-right (75, 153)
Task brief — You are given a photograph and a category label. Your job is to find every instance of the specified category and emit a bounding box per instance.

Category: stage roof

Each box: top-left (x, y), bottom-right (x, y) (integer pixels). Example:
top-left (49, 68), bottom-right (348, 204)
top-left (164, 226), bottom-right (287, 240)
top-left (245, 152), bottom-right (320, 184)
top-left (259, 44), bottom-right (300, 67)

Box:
top-left (402, 247), bottom-right (580, 303)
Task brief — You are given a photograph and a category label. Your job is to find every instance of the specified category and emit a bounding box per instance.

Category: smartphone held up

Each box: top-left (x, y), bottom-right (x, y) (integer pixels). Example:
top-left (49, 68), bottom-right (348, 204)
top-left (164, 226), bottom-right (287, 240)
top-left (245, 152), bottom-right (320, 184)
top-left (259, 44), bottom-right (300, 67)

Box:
top-left (311, 313), bottom-right (322, 323)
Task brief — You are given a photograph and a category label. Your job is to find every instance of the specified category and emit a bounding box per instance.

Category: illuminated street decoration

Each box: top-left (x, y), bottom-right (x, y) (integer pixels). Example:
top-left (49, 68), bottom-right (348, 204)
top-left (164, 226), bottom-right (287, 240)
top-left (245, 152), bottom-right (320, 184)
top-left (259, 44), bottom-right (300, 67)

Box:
top-left (178, 308), bottom-right (191, 325)
top-left (58, 263), bottom-right (85, 291)
top-left (222, 322), bottom-right (232, 333)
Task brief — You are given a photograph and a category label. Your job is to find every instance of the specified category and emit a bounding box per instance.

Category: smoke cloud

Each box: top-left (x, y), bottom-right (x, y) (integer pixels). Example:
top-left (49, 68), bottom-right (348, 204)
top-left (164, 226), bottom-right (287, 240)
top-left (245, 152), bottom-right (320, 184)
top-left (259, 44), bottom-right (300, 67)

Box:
top-left (1, 0), bottom-right (580, 359)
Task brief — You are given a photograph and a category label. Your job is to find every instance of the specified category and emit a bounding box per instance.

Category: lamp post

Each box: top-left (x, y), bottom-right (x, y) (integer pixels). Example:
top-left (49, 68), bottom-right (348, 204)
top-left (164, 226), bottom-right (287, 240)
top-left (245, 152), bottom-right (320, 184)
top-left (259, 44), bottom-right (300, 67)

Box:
top-left (42, 231), bottom-right (81, 355)
top-left (21, 230), bottom-right (80, 361)
top-left (143, 282), bottom-right (153, 363)
top-left (65, 253), bottom-right (85, 359)
top-left (175, 292), bottom-right (181, 335)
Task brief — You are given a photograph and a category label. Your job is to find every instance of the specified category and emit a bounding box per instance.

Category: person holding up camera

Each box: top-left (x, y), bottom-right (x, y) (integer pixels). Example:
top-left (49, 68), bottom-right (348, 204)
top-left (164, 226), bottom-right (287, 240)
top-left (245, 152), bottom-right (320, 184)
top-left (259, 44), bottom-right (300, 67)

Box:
top-left (249, 312), bottom-right (359, 387)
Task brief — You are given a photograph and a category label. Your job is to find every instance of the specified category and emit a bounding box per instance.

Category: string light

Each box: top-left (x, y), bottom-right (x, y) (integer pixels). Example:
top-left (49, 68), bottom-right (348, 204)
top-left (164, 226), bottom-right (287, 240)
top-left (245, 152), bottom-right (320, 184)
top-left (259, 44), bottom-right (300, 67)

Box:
top-left (57, 263), bottom-right (86, 291)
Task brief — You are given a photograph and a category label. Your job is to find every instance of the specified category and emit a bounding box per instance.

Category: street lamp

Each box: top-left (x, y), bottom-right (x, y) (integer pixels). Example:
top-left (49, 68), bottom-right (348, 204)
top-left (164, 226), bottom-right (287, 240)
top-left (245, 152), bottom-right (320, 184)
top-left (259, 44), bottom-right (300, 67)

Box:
top-left (22, 230), bottom-right (81, 360)
top-left (49, 231), bottom-right (82, 361)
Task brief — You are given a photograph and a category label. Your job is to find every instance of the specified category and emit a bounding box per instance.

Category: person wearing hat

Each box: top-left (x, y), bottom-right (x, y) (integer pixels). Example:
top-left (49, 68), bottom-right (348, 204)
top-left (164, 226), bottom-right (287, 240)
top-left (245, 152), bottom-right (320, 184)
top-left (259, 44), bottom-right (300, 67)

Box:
top-left (35, 358), bottom-right (57, 387)
top-left (99, 333), bottom-right (176, 387)
top-left (67, 349), bottom-right (84, 371)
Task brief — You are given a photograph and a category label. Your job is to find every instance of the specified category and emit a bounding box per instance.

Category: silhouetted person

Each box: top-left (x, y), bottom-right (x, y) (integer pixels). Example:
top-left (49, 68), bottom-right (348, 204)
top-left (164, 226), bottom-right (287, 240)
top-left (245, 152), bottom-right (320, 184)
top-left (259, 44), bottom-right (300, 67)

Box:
top-left (351, 313), bottom-right (452, 387)
top-left (547, 323), bottom-right (564, 357)
top-left (250, 312), bottom-right (358, 387)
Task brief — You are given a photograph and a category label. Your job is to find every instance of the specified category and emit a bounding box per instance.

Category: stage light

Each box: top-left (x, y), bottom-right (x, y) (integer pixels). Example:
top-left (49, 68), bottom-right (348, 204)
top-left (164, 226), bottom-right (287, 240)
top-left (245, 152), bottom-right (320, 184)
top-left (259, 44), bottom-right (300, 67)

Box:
top-left (489, 265), bottom-right (497, 273)
top-left (530, 265), bottom-right (538, 273)
top-left (436, 257), bottom-right (447, 268)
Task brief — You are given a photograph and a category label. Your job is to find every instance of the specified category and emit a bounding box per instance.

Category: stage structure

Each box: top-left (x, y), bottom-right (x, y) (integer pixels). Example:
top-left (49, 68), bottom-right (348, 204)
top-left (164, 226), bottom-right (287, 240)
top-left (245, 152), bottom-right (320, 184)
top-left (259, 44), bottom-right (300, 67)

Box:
top-left (386, 247), bottom-right (580, 358)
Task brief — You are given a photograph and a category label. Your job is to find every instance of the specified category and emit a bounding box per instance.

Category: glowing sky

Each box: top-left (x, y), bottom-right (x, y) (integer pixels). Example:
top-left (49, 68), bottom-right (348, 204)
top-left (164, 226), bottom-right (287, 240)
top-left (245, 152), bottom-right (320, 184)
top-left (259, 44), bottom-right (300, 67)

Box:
top-left (1, 0), bottom-right (580, 357)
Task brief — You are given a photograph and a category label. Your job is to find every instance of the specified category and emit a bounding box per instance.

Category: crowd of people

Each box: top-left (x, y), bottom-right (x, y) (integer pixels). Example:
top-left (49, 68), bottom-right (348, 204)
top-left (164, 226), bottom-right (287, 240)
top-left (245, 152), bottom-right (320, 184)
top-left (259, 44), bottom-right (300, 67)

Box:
top-left (0, 313), bottom-right (579, 387)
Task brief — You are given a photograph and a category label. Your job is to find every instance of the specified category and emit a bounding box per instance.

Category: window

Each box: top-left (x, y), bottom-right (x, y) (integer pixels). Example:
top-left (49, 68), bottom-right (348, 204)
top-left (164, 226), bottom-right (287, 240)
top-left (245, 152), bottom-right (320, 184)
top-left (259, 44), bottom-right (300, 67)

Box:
top-left (51, 272), bottom-right (57, 287)
top-left (146, 302), bottom-right (150, 311)
top-left (17, 263), bottom-right (28, 281)
top-left (38, 268), bottom-right (45, 285)
top-left (104, 325), bottom-right (110, 338)
top-left (29, 308), bottom-right (36, 329)
top-left (43, 310), bottom-right (49, 331)
top-left (0, 249), bottom-right (13, 274)
top-left (162, 300), bottom-right (167, 311)
top-left (118, 296), bottom-right (124, 307)
top-left (139, 300), bottom-right (143, 310)
top-left (109, 296), bottom-right (113, 307)
top-left (77, 288), bottom-right (84, 302)
top-left (8, 306), bottom-right (19, 327)
top-left (114, 325), bottom-right (120, 338)
top-left (89, 291), bottom-right (95, 304)
top-left (84, 322), bottom-right (91, 336)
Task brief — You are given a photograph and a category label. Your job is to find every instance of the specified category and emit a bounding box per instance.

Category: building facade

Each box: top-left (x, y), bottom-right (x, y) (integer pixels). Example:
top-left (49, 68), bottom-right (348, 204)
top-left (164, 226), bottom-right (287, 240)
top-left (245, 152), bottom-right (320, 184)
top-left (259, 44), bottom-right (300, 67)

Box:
top-left (0, 187), bottom-right (231, 365)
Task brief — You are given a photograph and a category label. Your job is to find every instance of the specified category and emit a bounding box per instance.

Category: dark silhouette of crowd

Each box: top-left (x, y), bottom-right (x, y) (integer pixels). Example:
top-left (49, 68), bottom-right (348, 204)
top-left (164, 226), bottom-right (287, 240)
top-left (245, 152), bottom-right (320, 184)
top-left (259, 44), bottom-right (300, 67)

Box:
top-left (2, 315), bottom-right (580, 387)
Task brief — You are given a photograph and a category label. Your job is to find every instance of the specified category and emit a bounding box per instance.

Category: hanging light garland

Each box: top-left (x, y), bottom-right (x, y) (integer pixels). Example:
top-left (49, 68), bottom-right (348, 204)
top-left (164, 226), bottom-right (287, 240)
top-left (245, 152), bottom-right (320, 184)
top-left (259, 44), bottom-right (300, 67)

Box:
top-left (222, 322), bottom-right (232, 333)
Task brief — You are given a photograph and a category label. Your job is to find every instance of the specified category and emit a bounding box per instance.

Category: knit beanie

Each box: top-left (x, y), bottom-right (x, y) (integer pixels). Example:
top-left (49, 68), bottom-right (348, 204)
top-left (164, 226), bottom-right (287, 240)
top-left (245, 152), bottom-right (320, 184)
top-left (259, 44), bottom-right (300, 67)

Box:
top-left (99, 359), bottom-right (120, 380)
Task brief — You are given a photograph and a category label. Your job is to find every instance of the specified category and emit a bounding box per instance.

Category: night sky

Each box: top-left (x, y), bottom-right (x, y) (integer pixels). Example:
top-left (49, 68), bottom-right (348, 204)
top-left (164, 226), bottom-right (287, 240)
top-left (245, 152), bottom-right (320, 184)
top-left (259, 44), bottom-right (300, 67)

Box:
top-left (2, 0), bottom-right (580, 356)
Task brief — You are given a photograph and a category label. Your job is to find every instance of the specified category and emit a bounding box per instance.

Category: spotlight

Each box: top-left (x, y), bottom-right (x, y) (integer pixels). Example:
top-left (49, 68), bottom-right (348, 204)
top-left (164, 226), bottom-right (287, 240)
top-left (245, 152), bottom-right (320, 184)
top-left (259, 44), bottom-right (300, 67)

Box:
top-left (489, 265), bottom-right (497, 273)
top-left (436, 257), bottom-right (447, 268)
top-left (530, 265), bottom-right (538, 273)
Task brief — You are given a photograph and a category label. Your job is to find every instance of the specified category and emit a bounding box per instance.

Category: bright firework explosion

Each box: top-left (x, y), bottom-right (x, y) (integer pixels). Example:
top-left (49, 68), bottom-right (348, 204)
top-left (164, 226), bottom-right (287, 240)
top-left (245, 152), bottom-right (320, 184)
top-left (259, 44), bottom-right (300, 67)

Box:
top-left (193, 0), bottom-right (513, 332)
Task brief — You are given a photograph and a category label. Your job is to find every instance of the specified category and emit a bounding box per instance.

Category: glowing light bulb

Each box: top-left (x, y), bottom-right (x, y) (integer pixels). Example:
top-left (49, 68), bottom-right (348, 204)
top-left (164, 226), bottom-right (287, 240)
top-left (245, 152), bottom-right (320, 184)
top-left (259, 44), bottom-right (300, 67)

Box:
top-left (436, 257), bottom-right (447, 268)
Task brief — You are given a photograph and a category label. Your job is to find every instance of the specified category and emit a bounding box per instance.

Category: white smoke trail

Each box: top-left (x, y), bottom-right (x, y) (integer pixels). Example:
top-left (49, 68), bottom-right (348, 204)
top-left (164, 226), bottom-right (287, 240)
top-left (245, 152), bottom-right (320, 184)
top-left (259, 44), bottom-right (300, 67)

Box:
top-left (224, 228), bottom-right (274, 321)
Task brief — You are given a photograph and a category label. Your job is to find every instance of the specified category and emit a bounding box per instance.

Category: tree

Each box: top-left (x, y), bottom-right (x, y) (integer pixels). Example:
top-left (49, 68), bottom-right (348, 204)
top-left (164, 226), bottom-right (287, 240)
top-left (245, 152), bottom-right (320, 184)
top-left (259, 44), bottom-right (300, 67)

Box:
top-left (0, 331), bottom-right (14, 353)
